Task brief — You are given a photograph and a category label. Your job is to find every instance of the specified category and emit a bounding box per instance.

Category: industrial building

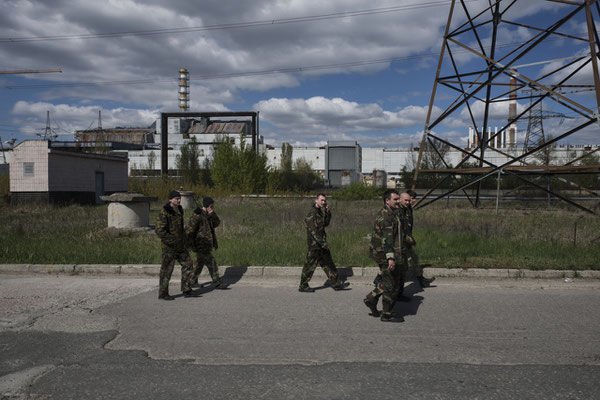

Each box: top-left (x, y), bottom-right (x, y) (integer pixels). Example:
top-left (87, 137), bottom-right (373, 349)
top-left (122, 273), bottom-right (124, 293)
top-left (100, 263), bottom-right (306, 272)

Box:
top-left (78, 114), bottom-right (261, 175)
top-left (10, 140), bottom-right (128, 205)
top-left (261, 141), bottom-right (598, 187)
top-left (74, 127), bottom-right (153, 147)
top-left (324, 141), bottom-right (362, 187)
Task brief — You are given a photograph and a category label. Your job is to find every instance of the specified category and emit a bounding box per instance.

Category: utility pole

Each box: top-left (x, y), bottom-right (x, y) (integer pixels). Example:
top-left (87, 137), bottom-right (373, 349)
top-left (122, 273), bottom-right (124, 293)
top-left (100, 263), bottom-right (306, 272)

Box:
top-left (44, 111), bottom-right (51, 140)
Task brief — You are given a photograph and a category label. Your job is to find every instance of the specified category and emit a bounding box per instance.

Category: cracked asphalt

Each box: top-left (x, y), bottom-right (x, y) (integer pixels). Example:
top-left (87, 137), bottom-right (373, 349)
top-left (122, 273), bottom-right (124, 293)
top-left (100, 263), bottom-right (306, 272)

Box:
top-left (1, 273), bottom-right (599, 399)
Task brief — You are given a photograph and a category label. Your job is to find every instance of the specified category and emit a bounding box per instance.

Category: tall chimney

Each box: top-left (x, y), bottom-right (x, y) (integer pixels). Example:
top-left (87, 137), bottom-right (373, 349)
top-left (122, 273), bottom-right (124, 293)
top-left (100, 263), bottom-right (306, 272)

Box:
top-left (179, 68), bottom-right (189, 111)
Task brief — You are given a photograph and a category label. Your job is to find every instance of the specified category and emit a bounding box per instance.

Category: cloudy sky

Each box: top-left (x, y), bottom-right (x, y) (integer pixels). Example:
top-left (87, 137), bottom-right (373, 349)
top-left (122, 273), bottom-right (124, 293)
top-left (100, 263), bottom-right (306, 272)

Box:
top-left (0, 0), bottom-right (598, 149)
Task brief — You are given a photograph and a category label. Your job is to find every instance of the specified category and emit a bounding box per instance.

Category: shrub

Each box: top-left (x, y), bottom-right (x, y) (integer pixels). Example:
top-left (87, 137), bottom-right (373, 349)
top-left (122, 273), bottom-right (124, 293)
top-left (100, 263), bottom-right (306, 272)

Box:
top-left (210, 136), bottom-right (269, 193)
top-left (331, 182), bottom-right (385, 200)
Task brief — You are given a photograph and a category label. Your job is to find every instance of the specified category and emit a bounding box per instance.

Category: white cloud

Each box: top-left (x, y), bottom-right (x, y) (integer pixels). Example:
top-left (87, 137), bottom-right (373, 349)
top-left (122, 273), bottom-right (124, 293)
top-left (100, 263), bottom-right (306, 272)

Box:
top-left (256, 96), bottom-right (431, 130)
top-left (11, 101), bottom-right (159, 137)
top-left (0, 0), bottom-right (596, 148)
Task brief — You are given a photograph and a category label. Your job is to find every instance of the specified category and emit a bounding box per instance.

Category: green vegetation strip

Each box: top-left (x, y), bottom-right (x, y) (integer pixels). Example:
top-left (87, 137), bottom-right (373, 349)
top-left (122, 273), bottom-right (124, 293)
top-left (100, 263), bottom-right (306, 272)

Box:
top-left (0, 198), bottom-right (599, 270)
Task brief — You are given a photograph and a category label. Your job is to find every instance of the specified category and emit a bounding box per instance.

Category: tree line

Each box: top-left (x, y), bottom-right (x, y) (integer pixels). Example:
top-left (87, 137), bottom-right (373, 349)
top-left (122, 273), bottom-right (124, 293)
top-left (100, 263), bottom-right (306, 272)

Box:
top-left (175, 136), bottom-right (323, 193)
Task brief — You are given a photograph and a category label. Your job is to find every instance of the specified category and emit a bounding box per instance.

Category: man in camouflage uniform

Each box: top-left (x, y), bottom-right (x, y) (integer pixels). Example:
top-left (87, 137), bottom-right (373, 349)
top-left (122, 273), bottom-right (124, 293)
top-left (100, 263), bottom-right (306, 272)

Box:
top-left (155, 190), bottom-right (198, 300)
top-left (405, 190), bottom-right (434, 288)
top-left (186, 197), bottom-right (227, 289)
top-left (363, 189), bottom-right (406, 322)
top-left (299, 193), bottom-right (350, 292)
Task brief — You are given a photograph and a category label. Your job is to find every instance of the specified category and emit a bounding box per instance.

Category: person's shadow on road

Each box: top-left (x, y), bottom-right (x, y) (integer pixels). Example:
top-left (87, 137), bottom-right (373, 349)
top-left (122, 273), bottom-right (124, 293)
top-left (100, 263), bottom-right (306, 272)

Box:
top-left (315, 267), bottom-right (354, 290)
top-left (191, 265), bottom-right (248, 295)
top-left (393, 280), bottom-right (434, 318)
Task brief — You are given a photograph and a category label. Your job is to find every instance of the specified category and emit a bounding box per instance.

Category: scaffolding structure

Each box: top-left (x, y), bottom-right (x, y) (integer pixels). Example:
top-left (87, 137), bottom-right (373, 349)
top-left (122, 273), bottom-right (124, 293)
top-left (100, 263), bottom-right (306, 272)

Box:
top-left (412, 0), bottom-right (600, 214)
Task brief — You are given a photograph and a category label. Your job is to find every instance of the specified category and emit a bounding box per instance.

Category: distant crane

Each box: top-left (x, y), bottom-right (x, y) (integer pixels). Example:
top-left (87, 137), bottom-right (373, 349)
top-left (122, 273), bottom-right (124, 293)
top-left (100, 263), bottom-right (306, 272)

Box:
top-left (0, 68), bottom-right (61, 75)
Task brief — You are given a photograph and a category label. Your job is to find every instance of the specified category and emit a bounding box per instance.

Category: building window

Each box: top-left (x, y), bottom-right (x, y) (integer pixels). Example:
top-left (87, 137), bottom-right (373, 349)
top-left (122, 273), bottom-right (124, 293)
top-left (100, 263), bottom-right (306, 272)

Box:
top-left (23, 162), bottom-right (34, 177)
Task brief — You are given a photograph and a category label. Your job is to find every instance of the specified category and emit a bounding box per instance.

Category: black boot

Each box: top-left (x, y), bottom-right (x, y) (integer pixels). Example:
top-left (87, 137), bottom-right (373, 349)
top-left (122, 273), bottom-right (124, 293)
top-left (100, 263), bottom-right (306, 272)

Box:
top-left (380, 314), bottom-right (404, 323)
top-left (363, 297), bottom-right (380, 317)
top-left (417, 276), bottom-right (435, 288)
top-left (333, 281), bottom-right (350, 291)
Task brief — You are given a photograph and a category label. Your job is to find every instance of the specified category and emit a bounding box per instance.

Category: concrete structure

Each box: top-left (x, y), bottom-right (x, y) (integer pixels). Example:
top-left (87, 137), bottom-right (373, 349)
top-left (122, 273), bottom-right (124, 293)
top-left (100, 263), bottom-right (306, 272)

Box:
top-left (10, 140), bottom-right (128, 205)
top-left (74, 128), bottom-right (152, 147)
top-left (325, 141), bottom-right (362, 187)
top-left (178, 190), bottom-right (195, 209)
top-left (122, 113), bottom-right (261, 176)
top-left (100, 192), bottom-right (157, 229)
top-left (261, 142), bottom-right (599, 187)
top-left (158, 112), bottom-right (260, 175)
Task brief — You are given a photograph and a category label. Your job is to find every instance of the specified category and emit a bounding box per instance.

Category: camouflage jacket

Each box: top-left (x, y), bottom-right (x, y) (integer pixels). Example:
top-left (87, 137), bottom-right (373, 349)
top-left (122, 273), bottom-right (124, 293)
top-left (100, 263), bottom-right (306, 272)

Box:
top-left (369, 205), bottom-right (403, 265)
top-left (399, 204), bottom-right (415, 246)
top-left (186, 208), bottom-right (220, 253)
top-left (305, 204), bottom-right (331, 250)
top-left (155, 202), bottom-right (187, 252)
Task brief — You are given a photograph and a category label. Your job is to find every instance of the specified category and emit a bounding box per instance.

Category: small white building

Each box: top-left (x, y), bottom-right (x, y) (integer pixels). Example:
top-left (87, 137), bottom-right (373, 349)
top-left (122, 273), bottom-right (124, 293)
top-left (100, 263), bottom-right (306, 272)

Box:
top-left (10, 140), bottom-right (128, 205)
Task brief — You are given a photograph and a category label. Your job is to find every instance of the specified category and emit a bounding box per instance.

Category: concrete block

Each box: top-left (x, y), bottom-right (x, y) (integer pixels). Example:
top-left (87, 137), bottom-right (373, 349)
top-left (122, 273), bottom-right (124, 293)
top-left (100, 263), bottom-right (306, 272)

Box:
top-left (121, 264), bottom-right (160, 276)
top-left (0, 264), bottom-right (31, 273)
top-left (74, 264), bottom-right (122, 275)
top-left (222, 266), bottom-right (264, 277)
top-left (263, 266), bottom-right (301, 278)
top-left (362, 267), bottom-right (379, 279)
top-left (29, 264), bottom-right (75, 274)
top-left (578, 270), bottom-right (600, 278)
top-left (107, 202), bottom-right (151, 229)
top-left (505, 269), bottom-right (522, 278)
top-left (337, 267), bottom-right (357, 278)
top-left (522, 269), bottom-right (575, 279)
top-left (425, 267), bottom-right (461, 277)
top-left (463, 268), bottom-right (511, 278)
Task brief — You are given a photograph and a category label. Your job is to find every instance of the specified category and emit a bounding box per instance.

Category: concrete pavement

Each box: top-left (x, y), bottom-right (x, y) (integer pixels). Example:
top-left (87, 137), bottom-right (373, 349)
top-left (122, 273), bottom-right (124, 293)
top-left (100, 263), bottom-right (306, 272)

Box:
top-left (0, 273), bottom-right (599, 399)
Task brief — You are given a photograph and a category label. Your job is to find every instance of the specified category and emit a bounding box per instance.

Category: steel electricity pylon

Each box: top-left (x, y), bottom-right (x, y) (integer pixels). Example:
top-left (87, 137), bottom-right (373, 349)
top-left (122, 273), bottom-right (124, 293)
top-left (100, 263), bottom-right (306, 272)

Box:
top-left (412, 0), bottom-right (600, 214)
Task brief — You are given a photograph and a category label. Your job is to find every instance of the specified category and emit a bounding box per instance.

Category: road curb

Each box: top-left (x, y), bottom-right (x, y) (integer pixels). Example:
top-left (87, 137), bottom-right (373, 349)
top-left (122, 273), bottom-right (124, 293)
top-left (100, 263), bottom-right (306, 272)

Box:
top-left (0, 264), bottom-right (598, 279)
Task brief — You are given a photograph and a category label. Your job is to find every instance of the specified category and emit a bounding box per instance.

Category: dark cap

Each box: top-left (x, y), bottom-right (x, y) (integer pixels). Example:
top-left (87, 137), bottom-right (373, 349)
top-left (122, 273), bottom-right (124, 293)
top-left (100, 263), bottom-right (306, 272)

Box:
top-left (168, 190), bottom-right (181, 200)
top-left (202, 197), bottom-right (214, 207)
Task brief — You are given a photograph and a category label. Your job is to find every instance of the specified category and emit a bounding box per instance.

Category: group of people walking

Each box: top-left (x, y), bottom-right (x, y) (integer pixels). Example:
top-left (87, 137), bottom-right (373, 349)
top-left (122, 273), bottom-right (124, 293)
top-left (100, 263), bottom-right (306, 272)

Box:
top-left (155, 188), bottom-right (433, 323)
top-left (155, 190), bottom-right (227, 300)
top-left (300, 190), bottom-right (433, 323)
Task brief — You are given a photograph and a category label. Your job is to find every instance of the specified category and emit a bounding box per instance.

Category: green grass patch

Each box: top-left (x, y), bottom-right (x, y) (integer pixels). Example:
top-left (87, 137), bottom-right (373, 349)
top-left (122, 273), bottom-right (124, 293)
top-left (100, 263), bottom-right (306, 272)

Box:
top-left (0, 198), bottom-right (598, 270)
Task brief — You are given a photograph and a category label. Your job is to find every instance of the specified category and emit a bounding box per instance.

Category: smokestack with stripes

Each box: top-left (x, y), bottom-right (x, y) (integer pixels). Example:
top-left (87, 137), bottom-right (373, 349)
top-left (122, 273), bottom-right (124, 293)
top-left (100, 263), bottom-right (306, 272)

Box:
top-left (179, 68), bottom-right (189, 111)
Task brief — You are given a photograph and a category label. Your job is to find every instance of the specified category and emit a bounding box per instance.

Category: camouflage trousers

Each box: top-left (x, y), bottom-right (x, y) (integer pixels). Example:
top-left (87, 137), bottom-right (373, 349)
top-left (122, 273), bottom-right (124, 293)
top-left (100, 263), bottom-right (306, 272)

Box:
top-left (406, 245), bottom-right (423, 277)
top-left (299, 248), bottom-right (341, 289)
top-left (366, 259), bottom-right (407, 317)
top-left (373, 256), bottom-right (408, 296)
top-left (159, 249), bottom-right (195, 296)
top-left (192, 252), bottom-right (222, 285)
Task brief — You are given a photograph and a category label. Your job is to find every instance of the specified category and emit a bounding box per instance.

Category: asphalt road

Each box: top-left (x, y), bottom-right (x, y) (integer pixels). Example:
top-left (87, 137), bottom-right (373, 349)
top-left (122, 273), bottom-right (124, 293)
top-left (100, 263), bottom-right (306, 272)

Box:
top-left (1, 274), bottom-right (599, 399)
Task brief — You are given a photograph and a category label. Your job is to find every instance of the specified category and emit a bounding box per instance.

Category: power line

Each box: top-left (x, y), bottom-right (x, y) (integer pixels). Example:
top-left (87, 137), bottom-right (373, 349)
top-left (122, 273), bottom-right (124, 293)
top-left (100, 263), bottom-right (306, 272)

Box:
top-left (4, 53), bottom-right (440, 90)
top-left (4, 34), bottom-right (588, 91)
top-left (0, 1), bottom-right (460, 43)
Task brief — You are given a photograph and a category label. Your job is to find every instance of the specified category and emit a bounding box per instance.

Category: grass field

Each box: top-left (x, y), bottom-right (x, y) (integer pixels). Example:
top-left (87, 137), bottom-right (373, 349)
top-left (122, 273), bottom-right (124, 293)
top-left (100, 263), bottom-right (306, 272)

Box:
top-left (0, 197), bottom-right (599, 270)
